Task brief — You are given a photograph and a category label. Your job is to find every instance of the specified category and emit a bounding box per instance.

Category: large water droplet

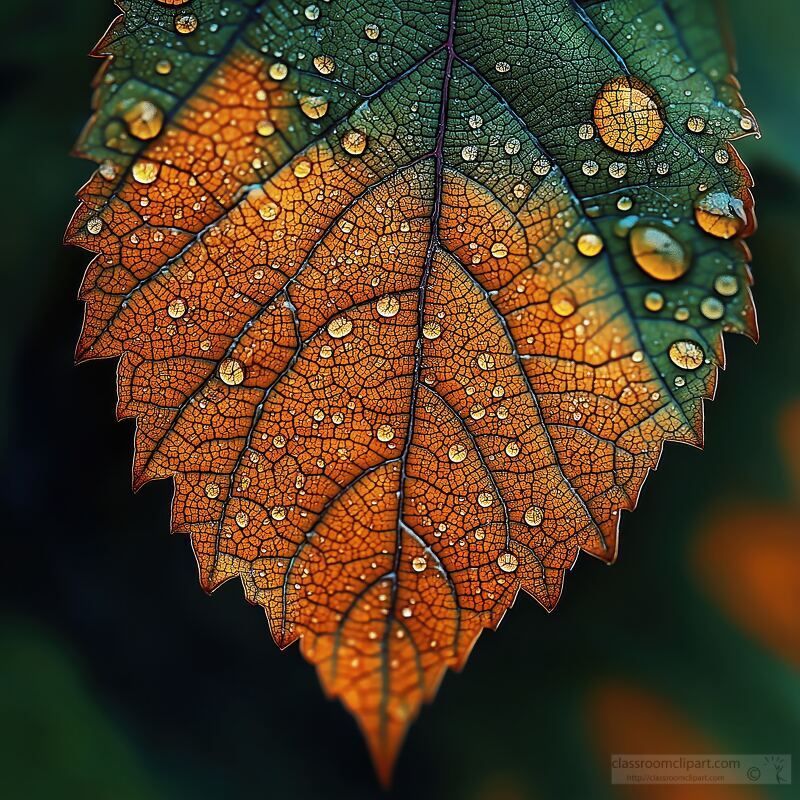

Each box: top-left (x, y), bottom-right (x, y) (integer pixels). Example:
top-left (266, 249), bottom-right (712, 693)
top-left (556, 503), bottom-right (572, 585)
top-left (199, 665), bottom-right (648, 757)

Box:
top-left (629, 224), bottom-right (690, 281)
top-left (593, 76), bottom-right (664, 153)
top-left (694, 192), bottom-right (749, 240)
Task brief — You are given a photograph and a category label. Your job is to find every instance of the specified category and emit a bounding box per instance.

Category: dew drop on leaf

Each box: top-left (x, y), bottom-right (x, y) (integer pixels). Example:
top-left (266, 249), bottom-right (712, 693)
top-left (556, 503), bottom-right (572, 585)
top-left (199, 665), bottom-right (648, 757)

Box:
top-left (218, 358), bottom-right (245, 386)
top-left (629, 223), bottom-right (690, 281)
top-left (497, 552), bottom-right (518, 572)
top-left (668, 340), bottom-right (705, 370)
top-left (592, 76), bottom-right (664, 153)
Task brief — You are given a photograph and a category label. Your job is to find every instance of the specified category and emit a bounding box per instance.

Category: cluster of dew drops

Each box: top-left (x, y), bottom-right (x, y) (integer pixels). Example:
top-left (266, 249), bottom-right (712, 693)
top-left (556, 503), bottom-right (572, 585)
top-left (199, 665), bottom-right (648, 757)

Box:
top-left (85, 2), bottom-right (754, 582)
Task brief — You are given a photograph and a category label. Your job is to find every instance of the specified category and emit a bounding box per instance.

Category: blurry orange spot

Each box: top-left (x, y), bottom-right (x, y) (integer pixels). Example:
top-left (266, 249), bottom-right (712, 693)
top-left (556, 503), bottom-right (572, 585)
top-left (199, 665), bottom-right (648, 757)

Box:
top-left (589, 681), bottom-right (765, 800)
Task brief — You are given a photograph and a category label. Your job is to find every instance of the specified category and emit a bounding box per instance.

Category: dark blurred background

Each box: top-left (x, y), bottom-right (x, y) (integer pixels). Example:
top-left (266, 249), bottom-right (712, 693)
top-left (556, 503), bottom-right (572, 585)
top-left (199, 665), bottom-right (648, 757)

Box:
top-left (1, 1), bottom-right (798, 798)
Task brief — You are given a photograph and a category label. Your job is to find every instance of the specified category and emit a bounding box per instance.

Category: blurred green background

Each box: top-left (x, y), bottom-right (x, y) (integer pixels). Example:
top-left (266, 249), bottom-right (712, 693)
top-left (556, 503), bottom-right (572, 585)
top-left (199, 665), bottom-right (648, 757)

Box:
top-left (1, 1), bottom-right (798, 798)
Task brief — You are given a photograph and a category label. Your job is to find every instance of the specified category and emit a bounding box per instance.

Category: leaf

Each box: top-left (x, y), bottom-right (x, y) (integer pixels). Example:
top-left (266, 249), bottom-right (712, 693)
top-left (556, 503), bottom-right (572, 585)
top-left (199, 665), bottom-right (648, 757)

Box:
top-left (68, 0), bottom-right (757, 783)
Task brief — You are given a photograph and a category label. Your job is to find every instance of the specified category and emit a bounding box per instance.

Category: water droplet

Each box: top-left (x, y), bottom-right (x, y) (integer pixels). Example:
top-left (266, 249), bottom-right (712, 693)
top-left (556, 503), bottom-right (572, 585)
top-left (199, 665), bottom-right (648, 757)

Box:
top-left (700, 296), bottom-right (724, 320)
top-left (578, 123), bottom-right (594, 140)
top-left (505, 441), bottom-right (520, 457)
top-left (299, 95), bottom-right (328, 119)
top-left (273, 434), bottom-right (287, 448)
top-left (469, 114), bottom-right (483, 129)
top-left (448, 443), bottom-right (467, 463)
top-left (531, 156), bottom-right (551, 176)
top-left (497, 551), bottom-right (518, 572)
top-left (376, 295), bottom-right (400, 318)
top-left (167, 298), bottom-right (186, 319)
top-left (155, 59), bottom-right (172, 76)
top-left (123, 100), bottom-right (164, 140)
top-left (293, 159), bottom-right (312, 178)
top-left (258, 201), bottom-right (279, 221)
top-left (269, 62), bottom-right (288, 81)
top-left (629, 224), bottom-right (690, 281)
top-left (235, 510), bottom-right (249, 528)
top-left (327, 317), bottom-right (352, 338)
top-left (490, 241), bottom-right (509, 258)
top-left (376, 424), bottom-right (395, 443)
top-left (504, 137), bottom-right (521, 155)
top-left (476, 352), bottom-right (495, 371)
top-left (495, 61), bottom-right (510, 73)
top-left (461, 145), bottom-right (478, 162)
top-left (422, 321), bottom-right (441, 340)
top-left (609, 161), bottom-right (628, 179)
top-left (219, 358), bottom-right (245, 386)
top-left (617, 196), bottom-right (633, 212)
top-left (644, 290), bottom-right (664, 312)
top-left (256, 119), bottom-right (276, 137)
top-left (313, 54), bottom-right (335, 75)
top-left (593, 76), bottom-right (664, 153)
top-left (576, 233), bottom-right (604, 257)
top-left (694, 191), bottom-right (748, 239)
top-left (132, 160), bottom-right (160, 184)
top-left (668, 340), bottom-right (705, 370)
top-left (304, 4), bottom-right (320, 21)
top-left (551, 290), bottom-right (577, 317)
top-left (477, 491), bottom-right (493, 508)
top-left (582, 160), bottom-right (599, 177)
top-left (364, 22), bottom-right (380, 39)
top-left (320, 344), bottom-right (333, 359)
top-left (342, 130), bottom-right (367, 155)
top-left (174, 12), bottom-right (198, 35)
top-left (411, 556), bottom-right (427, 573)
top-left (205, 482), bottom-right (220, 499)
top-left (714, 274), bottom-right (739, 297)
top-left (714, 148), bottom-right (730, 165)
top-left (674, 306), bottom-right (690, 322)
top-left (86, 217), bottom-right (103, 235)
top-left (686, 115), bottom-right (706, 133)
top-left (524, 506), bottom-right (543, 527)
top-left (270, 505), bottom-right (287, 521)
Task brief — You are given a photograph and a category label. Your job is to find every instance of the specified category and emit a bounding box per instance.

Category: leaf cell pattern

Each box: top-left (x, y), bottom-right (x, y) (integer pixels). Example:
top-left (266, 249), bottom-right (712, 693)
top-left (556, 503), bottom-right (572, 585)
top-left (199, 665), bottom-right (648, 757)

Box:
top-left (68, 0), bottom-right (758, 781)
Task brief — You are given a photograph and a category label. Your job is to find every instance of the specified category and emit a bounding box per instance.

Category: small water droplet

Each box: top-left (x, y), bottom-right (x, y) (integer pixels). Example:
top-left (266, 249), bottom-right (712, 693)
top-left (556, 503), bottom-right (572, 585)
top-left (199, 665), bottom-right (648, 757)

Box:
top-left (524, 506), bottom-right (543, 527)
top-left (669, 340), bottom-right (704, 370)
top-left (576, 233), bottom-right (604, 257)
top-left (313, 54), bottom-right (335, 75)
top-left (376, 295), bottom-right (400, 318)
top-left (376, 424), bottom-right (395, 443)
top-left (327, 317), bottom-right (353, 338)
top-left (714, 274), bottom-right (739, 297)
top-left (219, 358), bottom-right (245, 386)
top-left (497, 552), bottom-right (518, 572)
top-left (342, 130), bottom-right (367, 155)
top-left (167, 298), bottom-right (186, 319)
top-left (448, 443), bottom-right (467, 463)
